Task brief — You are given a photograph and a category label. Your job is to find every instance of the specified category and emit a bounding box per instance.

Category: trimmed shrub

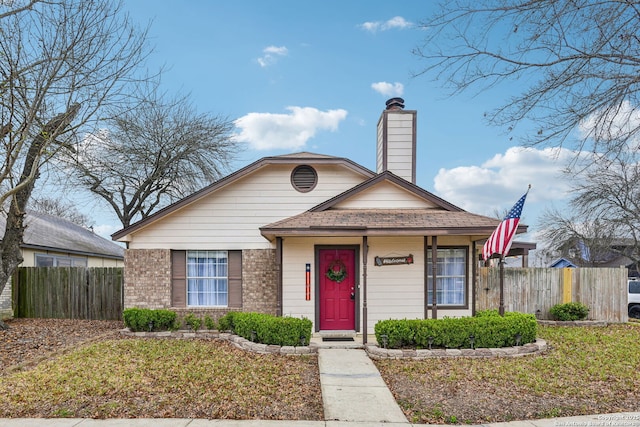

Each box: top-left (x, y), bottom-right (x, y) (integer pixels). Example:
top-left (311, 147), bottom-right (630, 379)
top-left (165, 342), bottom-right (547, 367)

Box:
top-left (375, 310), bottom-right (537, 349)
top-left (203, 315), bottom-right (216, 330)
top-left (183, 313), bottom-right (202, 331)
top-left (218, 311), bottom-right (240, 332)
top-left (221, 311), bottom-right (312, 346)
top-left (550, 302), bottom-right (589, 321)
top-left (123, 308), bottom-right (178, 332)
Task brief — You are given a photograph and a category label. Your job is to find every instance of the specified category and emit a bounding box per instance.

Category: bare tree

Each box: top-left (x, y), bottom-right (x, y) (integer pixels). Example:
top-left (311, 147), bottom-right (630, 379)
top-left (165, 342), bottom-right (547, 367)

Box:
top-left (539, 153), bottom-right (640, 271)
top-left (0, 0), bottom-right (149, 314)
top-left (62, 87), bottom-right (239, 229)
top-left (415, 1), bottom-right (640, 154)
top-left (0, 0), bottom-right (40, 19)
top-left (30, 198), bottom-right (92, 228)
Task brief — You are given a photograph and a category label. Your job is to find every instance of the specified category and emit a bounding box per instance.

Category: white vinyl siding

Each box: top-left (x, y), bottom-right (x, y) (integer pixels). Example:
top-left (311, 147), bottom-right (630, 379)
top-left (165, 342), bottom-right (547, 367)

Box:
top-left (376, 112), bottom-right (414, 182)
top-left (281, 236), bottom-right (474, 333)
top-left (126, 165), bottom-right (368, 250)
top-left (334, 181), bottom-right (439, 209)
top-left (366, 237), bottom-right (424, 331)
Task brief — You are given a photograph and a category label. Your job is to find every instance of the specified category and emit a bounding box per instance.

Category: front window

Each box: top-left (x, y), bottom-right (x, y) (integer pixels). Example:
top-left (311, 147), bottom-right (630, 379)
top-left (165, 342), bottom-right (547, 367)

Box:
top-left (427, 247), bottom-right (467, 306)
top-left (187, 250), bottom-right (228, 307)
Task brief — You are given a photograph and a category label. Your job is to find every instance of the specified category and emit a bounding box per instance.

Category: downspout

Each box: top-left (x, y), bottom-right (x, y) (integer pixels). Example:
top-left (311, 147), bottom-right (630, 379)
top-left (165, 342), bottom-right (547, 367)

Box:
top-left (276, 237), bottom-right (283, 317)
top-left (362, 236), bottom-right (368, 345)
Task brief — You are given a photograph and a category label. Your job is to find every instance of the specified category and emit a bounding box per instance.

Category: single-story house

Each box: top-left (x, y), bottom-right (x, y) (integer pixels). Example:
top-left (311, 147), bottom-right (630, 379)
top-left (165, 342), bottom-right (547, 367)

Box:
top-left (0, 210), bottom-right (125, 318)
top-left (112, 98), bottom-right (528, 338)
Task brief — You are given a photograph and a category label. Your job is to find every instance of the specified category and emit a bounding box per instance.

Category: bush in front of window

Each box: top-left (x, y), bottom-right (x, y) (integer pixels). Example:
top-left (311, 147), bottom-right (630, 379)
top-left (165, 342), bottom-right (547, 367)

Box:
top-left (204, 315), bottom-right (216, 330)
top-left (219, 311), bottom-right (312, 346)
top-left (123, 308), bottom-right (179, 332)
top-left (549, 302), bottom-right (589, 321)
top-left (374, 310), bottom-right (537, 349)
top-left (183, 313), bottom-right (202, 331)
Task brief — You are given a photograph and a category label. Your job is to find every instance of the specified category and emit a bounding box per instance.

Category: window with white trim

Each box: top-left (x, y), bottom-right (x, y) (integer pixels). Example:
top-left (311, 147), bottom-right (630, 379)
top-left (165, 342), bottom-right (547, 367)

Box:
top-left (187, 250), bottom-right (228, 307)
top-left (35, 254), bottom-right (88, 267)
top-left (427, 247), bottom-right (467, 306)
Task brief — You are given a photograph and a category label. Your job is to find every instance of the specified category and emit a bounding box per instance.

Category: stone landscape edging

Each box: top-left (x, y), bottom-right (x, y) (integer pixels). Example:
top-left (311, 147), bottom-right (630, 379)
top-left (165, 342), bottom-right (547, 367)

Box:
top-left (119, 329), bottom-right (317, 355)
top-left (120, 329), bottom-right (547, 359)
top-left (365, 339), bottom-right (547, 359)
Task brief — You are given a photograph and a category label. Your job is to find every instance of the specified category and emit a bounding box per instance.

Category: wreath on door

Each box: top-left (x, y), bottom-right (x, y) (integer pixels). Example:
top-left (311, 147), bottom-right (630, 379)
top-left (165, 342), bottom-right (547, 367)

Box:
top-left (326, 259), bottom-right (348, 283)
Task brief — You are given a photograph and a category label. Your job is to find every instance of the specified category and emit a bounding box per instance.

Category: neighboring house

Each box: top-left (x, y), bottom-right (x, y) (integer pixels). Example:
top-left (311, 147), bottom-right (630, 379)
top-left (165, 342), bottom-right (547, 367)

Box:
top-left (553, 237), bottom-right (639, 276)
top-left (0, 210), bottom-right (125, 318)
top-left (112, 98), bottom-right (528, 338)
top-left (549, 257), bottom-right (578, 268)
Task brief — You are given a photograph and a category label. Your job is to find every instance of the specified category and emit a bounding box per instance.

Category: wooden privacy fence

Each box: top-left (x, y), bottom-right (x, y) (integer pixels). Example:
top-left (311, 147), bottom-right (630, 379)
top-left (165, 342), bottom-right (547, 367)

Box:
top-left (476, 266), bottom-right (628, 322)
top-left (12, 267), bottom-right (123, 320)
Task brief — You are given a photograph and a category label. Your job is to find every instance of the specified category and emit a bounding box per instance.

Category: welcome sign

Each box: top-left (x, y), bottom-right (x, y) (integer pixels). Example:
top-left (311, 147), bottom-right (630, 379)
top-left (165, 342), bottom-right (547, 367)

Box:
top-left (374, 254), bottom-right (414, 266)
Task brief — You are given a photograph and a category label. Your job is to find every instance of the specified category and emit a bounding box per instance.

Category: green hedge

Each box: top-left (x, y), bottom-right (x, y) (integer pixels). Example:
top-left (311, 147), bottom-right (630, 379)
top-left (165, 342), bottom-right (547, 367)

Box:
top-left (218, 311), bottom-right (312, 346)
top-left (123, 308), bottom-right (178, 332)
top-left (550, 302), bottom-right (589, 321)
top-left (374, 310), bottom-right (537, 349)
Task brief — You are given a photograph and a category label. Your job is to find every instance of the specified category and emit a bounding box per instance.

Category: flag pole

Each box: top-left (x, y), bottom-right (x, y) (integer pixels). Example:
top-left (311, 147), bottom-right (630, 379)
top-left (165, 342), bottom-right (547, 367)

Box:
top-left (499, 255), bottom-right (505, 316)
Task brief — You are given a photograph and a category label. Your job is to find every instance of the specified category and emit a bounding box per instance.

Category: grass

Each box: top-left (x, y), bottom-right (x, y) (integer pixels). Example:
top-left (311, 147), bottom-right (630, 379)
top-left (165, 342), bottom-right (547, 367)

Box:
top-left (375, 323), bottom-right (640, 424)
top-left (0, 338), bottom-right (323, 420)
top-left (0, 324), bottom-right (638, 422)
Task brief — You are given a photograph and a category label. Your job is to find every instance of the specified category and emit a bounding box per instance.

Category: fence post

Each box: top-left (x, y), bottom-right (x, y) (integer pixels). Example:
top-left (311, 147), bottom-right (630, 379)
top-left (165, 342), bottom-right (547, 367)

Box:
top-left (562, 268), bottom-right (573, 303)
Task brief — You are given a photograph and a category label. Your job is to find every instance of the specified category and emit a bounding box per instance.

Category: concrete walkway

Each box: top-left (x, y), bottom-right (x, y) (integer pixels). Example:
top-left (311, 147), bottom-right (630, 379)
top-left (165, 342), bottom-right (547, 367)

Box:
top-left (318, 348), bottom-right (407, 423)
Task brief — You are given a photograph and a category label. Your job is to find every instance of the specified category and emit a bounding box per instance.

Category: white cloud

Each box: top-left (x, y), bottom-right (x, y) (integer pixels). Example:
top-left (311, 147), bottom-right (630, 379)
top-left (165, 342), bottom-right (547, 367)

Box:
top-left (579, 99), bottom-right (640, 149)
top-left (232, 106), bottom-right (348, 150)
top-left (433, 146), bottom-right (578, 215)
top-left (371, 81), bottom-right (404, 97)
top-left (257, 45), bottom-right (288, 68)
top-left (359, 16), bottom-right (412, 33)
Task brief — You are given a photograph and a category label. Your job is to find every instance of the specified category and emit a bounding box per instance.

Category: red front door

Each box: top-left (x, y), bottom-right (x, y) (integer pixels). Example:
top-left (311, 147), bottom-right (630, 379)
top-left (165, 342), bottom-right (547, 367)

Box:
top-left (319, 249), bottom-right (356, 330)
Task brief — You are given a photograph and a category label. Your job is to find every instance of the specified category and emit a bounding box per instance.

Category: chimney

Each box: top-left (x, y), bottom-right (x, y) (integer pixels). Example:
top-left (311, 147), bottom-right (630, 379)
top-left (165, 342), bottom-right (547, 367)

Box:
top-left (376, 97), bottom-right (416, 183)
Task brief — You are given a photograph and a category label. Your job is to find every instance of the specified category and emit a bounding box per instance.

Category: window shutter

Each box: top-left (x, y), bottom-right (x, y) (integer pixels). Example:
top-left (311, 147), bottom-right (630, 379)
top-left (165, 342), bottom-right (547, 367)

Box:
top-left (171, 250), bottom-right (186, 307)
top-left (228, 250), bottom-right (242, 308)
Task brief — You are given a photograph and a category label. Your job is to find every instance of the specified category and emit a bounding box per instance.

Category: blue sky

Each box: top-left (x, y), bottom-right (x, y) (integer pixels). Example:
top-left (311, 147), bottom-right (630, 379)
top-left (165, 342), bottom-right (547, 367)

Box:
top-left (77, 1), bottom-right (581, 255)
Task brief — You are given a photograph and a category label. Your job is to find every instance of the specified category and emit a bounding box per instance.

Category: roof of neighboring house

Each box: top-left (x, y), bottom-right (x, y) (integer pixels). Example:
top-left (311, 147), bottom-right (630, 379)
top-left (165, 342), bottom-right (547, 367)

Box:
top-left (112, 152), bottom-right (375, 240)
top-left (549, 257), bottom-right (578, 268)
top-left (0, 210), bottom-right (124, 259)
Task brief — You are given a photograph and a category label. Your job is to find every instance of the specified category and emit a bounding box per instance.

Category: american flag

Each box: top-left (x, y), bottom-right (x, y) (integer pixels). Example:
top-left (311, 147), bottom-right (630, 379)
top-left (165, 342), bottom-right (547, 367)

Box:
top-left (482, 190), bottom-right (529, 261)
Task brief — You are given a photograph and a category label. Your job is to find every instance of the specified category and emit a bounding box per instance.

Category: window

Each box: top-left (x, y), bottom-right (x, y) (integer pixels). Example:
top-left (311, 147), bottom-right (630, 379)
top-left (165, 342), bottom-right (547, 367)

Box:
top-left (291, 165), bottom-right (318, 192)
top-left (35, 254), bottom-right (88, 267)
top-left (187, 250), bottom-right (228, 307)
top-left (427, 247), bottom-right (467, 306)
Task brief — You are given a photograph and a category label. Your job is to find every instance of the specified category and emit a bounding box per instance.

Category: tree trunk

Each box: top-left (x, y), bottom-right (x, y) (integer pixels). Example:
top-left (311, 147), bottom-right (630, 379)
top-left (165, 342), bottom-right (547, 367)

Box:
top-left (0, 104), bottom-right (80, 327)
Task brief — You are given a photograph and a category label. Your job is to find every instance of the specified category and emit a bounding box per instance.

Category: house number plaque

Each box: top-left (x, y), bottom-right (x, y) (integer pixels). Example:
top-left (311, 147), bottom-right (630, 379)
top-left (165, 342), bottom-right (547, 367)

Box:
top-left (374, 254), bottom-right (414, 266)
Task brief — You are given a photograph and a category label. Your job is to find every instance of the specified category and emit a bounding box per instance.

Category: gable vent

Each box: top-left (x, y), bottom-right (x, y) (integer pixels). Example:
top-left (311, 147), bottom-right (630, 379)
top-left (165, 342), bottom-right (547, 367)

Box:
top-left (291, 165), bottom-right (318, 193)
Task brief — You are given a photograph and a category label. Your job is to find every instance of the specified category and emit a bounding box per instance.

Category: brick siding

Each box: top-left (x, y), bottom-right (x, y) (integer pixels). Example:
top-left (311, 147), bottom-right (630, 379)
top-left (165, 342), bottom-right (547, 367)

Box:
top-left (123, 249), bottom-right (172, 309)
top-left (242, 249), bottom-right (279, 315)
top-left (124, 248), bottom-right (279, 317)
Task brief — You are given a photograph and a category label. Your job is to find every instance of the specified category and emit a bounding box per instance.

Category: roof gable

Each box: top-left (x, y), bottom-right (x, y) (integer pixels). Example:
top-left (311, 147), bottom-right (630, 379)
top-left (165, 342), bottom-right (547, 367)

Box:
top-left (112, 152), bottom-right (375, 241)
top-left (310, 171), bottom-right (464, 213)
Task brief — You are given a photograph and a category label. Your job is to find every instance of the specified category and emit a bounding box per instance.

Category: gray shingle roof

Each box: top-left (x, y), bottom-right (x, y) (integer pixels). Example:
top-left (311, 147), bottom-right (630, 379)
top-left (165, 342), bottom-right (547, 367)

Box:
top-left (0, 210), bottom-right (124, 259)
top-left (260, 208), bottom-right (520, 240)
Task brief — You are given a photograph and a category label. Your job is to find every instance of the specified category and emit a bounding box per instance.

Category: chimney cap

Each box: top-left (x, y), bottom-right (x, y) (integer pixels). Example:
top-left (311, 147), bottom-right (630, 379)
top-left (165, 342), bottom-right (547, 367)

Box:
top-left (385, 97), bottom-right (405, 110)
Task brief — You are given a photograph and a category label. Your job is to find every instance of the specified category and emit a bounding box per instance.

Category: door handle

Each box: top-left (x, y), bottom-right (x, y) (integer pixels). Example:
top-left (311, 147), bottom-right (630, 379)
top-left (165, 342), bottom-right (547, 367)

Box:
top-left (350, 292), bottom-right (355, 300)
